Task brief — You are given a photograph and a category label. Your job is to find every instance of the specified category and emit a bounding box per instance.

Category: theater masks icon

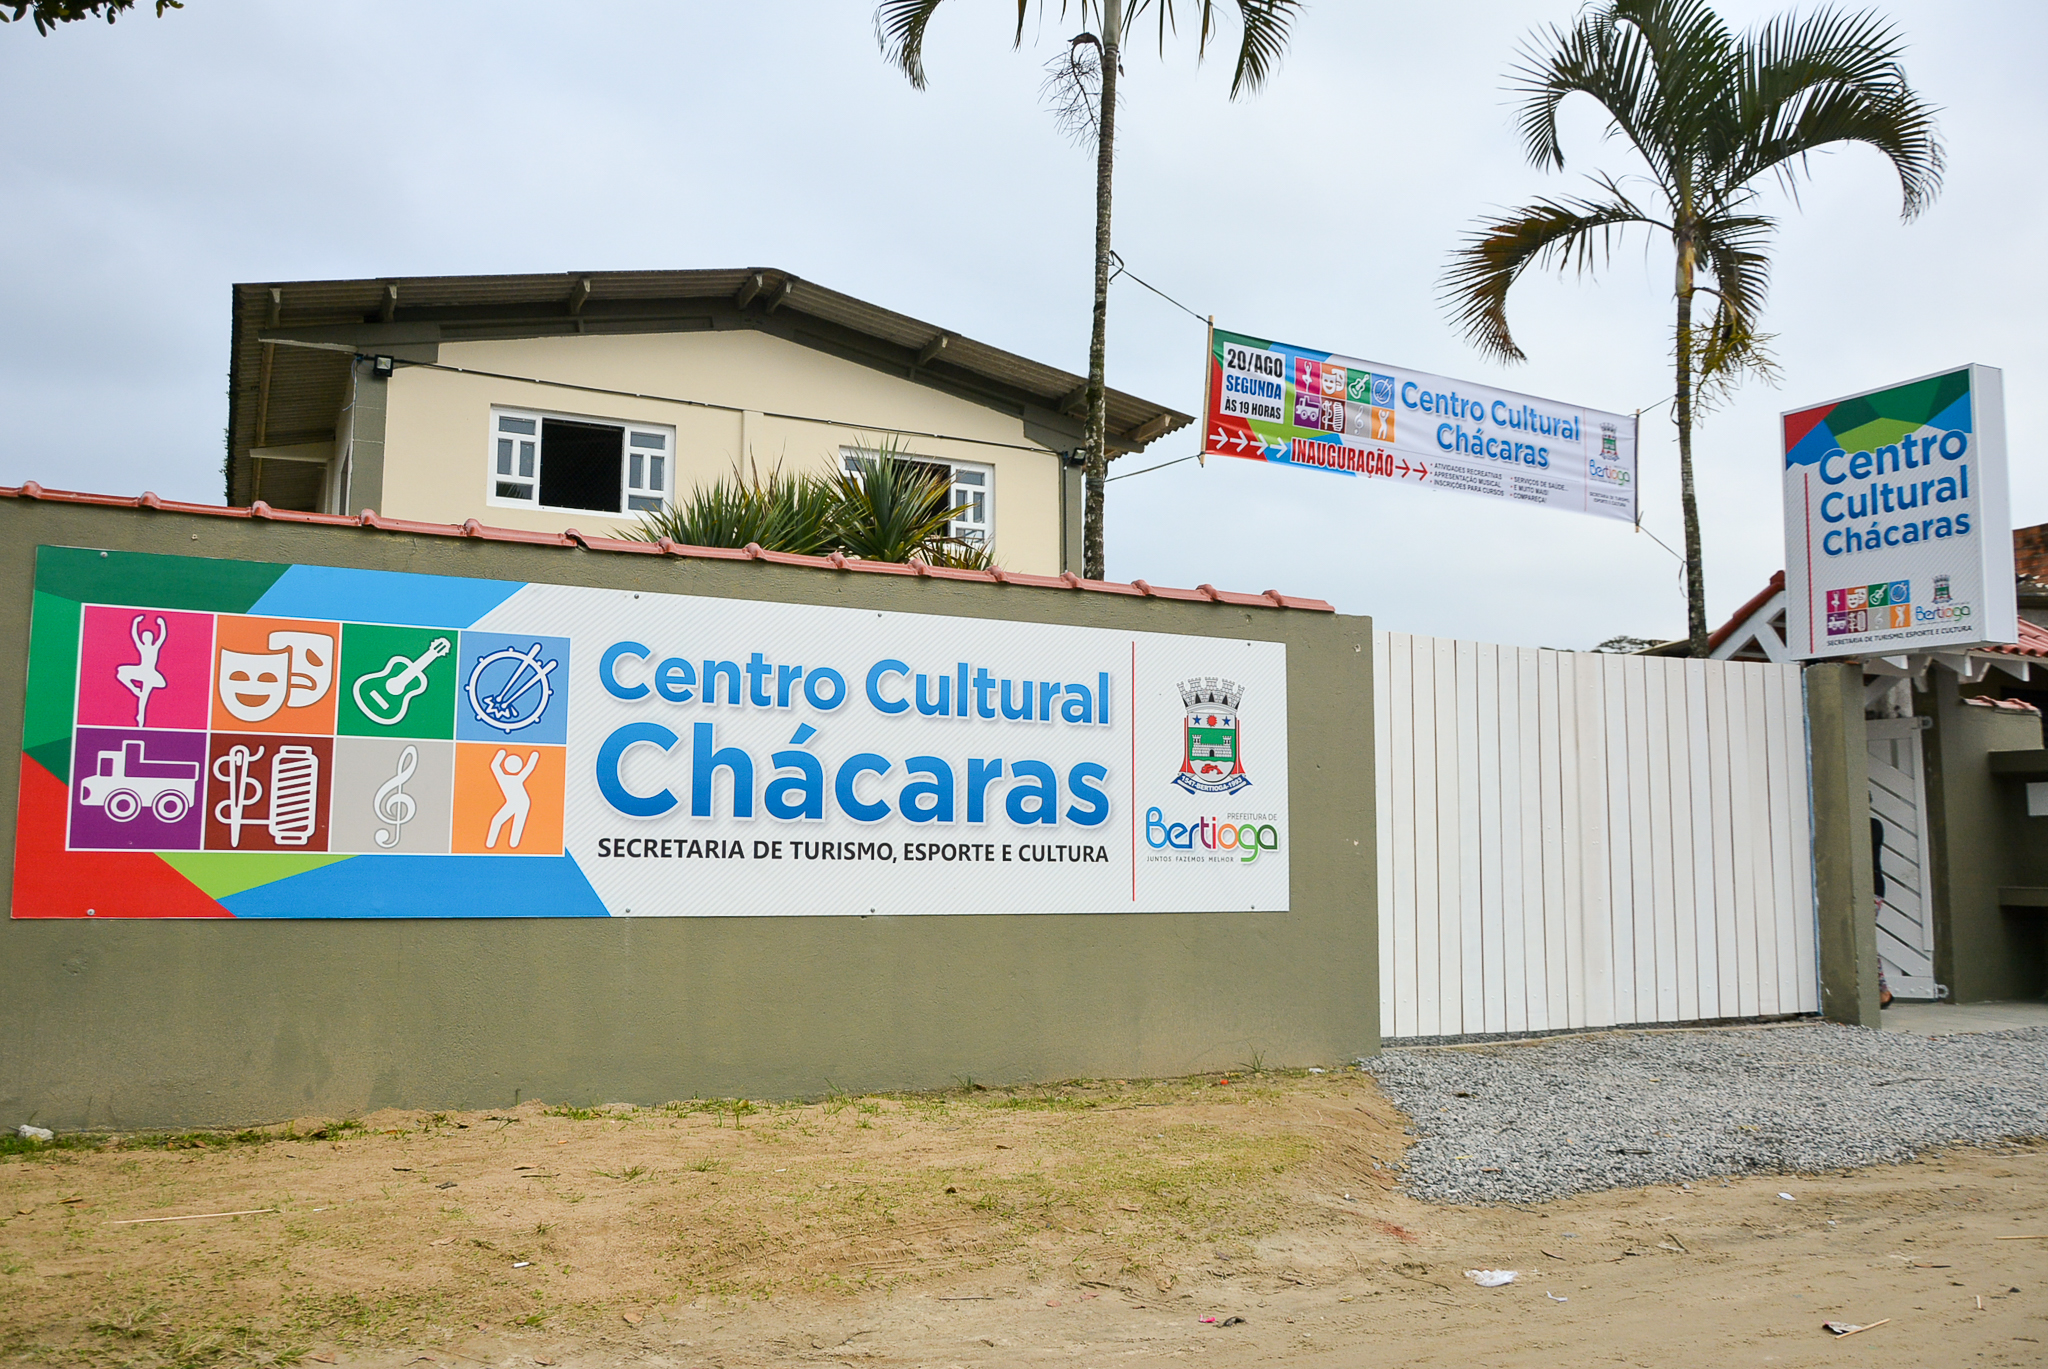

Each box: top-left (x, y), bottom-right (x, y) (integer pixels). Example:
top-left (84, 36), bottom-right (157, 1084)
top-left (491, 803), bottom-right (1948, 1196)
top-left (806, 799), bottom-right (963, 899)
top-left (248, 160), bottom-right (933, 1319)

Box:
top-left (217, 648), bottom-right (292, 723)
top-left (270, 630), bottom-right (335, 708)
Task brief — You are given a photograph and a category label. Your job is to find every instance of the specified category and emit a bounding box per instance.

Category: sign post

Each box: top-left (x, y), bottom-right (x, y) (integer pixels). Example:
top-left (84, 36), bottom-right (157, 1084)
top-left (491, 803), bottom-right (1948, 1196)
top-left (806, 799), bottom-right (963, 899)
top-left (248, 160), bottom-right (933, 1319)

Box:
top-left (1202, 326), bottom-right (1639, 523)
top-left (1781, 365), bottom-right (2016, 658)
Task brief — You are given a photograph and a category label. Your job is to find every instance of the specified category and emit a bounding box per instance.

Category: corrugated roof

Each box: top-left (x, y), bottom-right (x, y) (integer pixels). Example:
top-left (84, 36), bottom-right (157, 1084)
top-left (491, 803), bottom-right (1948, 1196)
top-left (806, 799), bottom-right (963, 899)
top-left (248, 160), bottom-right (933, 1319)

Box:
top-left (0, 482), bottom-right (1334, 613)
top-left (228, 268), bottom-right (1195, 506)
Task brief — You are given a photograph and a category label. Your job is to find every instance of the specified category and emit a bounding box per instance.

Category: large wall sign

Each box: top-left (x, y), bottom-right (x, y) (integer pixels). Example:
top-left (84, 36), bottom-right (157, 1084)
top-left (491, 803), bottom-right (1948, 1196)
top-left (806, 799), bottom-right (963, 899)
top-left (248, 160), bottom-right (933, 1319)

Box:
top-left (1781, 365), bottom-right (2016, 658)
top-left (1202, 326), bottom-right (1639, 522)
top-left (13, 547), bottom-right (1289, 918)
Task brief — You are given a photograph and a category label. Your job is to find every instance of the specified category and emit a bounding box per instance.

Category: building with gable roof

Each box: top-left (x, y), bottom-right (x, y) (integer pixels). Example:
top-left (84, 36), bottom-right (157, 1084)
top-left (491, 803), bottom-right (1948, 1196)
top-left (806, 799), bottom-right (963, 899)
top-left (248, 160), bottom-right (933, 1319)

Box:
top-left (225, 270), bottom-right (1192, 577)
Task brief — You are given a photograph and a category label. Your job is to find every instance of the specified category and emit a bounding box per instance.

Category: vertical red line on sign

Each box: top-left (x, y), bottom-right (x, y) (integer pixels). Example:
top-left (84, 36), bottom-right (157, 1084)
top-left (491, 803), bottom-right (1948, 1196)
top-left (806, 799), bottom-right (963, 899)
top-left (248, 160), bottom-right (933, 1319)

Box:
top-left (1129, 639), bottom-right (1137, 903)
top-left (1803, 472), bottom-right (1815, 653)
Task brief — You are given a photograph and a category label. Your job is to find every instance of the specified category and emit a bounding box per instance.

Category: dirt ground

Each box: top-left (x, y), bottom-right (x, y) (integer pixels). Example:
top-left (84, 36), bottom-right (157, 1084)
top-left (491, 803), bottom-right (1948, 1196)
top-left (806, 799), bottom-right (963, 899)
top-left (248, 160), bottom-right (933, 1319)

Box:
top-left (2, 1067), bottom-right (2043, 1368)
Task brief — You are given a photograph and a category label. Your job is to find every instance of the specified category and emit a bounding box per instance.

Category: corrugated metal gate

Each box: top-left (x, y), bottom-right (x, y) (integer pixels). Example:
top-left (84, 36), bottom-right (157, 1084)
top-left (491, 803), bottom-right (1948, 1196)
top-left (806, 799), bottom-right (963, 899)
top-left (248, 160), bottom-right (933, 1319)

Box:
top-left (1372, 632), bottom-right (1821, 1039)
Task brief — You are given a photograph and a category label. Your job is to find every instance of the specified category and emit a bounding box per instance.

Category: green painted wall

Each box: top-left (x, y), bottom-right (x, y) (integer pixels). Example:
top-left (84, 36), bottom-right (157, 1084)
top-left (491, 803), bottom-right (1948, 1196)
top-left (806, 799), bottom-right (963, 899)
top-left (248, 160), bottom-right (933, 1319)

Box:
top-left (0, 501), bottom-right (1376, 1131)
top-left (1921, 672), bottom-right (2047, 1002)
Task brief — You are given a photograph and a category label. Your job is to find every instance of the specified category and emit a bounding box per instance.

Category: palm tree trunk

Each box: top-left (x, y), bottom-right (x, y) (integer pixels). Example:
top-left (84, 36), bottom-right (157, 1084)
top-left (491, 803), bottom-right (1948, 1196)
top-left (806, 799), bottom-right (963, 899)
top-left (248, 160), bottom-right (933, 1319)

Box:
top-left (1081, 1), bottom-right (1120, 581)
top-left (1673, 235), bottom-right (1708, 657)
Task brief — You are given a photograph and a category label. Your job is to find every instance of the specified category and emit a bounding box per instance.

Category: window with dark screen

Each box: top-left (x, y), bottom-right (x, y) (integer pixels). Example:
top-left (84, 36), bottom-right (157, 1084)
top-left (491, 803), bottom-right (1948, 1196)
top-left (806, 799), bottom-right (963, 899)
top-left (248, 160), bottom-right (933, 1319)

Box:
top-left (488, 408), bottom-right (678, 514)
top-left (537, 418), bottom-right (624, 512)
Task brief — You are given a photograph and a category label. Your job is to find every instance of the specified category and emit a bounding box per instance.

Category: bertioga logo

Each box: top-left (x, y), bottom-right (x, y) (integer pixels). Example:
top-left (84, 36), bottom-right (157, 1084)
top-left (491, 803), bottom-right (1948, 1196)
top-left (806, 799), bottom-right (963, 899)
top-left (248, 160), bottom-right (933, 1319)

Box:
top-left (1175, 676), bottom-right (1249, 796)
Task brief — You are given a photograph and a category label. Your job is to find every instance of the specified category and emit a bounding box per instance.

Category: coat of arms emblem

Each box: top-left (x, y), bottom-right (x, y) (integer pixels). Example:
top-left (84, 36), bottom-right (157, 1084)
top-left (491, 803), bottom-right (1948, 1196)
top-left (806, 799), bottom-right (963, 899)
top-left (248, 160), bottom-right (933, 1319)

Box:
top-left (1175, 677), bottom-right (1250, 795)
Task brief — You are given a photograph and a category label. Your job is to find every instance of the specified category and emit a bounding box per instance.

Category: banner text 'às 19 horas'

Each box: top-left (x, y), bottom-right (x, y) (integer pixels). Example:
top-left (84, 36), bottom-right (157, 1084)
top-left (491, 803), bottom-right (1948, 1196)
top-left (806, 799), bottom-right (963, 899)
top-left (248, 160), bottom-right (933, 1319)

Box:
top-left (1781, 365), bottom-right (2017, 658)
top-left (1203, 327), bottom-right (1639, 522)
top-left (14, 548), bottom-right (1289, 918)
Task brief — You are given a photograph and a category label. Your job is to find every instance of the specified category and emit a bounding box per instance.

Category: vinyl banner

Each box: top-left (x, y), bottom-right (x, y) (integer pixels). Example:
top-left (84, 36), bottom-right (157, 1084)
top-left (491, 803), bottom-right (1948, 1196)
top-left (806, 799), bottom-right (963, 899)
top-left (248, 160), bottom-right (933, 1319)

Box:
top-left (1203, 327), bottom-right (1639, 521)
top-left (1781, 365), bottom-right (2017, 658)
top-left (13, 547), bottom-right (1290, 918)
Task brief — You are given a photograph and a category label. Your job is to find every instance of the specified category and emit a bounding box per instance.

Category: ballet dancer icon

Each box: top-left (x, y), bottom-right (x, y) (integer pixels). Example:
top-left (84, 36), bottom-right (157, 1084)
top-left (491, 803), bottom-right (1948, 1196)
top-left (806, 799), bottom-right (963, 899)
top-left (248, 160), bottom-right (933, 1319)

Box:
top-left (486, 749), bottom-right (541, 850)
top-left (115, 615), bottom-right (170, 727)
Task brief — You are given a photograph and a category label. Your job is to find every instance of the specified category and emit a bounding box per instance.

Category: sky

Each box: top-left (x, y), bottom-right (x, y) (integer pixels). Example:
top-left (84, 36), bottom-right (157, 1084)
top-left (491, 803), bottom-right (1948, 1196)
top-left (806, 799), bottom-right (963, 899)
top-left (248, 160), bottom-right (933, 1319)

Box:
top-left (2, 0), bottom-right (2041, 647)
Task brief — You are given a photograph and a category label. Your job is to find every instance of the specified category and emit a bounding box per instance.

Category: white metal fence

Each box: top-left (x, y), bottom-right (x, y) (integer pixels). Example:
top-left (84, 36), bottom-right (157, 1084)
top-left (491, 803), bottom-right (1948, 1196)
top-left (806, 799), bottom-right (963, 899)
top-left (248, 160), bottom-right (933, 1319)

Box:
top-left (1372, 632), bottom-right (1820, 1039)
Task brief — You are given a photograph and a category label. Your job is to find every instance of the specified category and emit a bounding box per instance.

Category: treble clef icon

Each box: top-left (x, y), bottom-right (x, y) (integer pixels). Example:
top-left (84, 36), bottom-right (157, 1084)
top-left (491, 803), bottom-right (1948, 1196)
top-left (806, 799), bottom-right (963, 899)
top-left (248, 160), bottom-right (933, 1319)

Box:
top-left (373, 745), bottom-right (419, 849)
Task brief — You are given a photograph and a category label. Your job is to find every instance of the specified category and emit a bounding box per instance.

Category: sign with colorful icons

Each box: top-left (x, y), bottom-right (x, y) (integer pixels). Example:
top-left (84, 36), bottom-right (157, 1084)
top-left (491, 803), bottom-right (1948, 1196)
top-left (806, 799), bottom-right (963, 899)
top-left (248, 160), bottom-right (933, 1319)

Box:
top-left (1781, 365), bottom-right (2017, 658)
top-left (1202, 326), bottom-right (1639, 522)
top-left (14, 547), bottom-right (1289, 918)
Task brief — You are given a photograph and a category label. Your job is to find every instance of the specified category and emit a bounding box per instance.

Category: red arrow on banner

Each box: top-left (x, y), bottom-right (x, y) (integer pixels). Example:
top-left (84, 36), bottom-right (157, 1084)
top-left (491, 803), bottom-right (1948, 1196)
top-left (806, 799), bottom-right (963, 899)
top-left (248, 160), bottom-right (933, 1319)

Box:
top-left (1415, 461), bottom-right (1429, 479)
top-left (1396, 459), bottom-right (1410, 478)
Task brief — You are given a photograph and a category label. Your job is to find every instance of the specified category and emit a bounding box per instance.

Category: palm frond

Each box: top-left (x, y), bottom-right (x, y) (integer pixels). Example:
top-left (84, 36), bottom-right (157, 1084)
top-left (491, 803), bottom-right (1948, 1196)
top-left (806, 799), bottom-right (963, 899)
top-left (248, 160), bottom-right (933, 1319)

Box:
top-left (875, 0), bottom-right (951, 89)
top-left (1441, 193), bottom-right (1661, 363)
top-left (1512, 0), bottom-right (1722, 186)
top-left (1605, 0), bottom-right (1738, 182)
top-left (1689, 210), bottom-right (1778, 403)
top-left (1724, 5), bottom-right (1944, 219)
top-left (1120, 0), bottom-right (1299, 95)
top-left (1222, 0), bottom-right (1302, 97)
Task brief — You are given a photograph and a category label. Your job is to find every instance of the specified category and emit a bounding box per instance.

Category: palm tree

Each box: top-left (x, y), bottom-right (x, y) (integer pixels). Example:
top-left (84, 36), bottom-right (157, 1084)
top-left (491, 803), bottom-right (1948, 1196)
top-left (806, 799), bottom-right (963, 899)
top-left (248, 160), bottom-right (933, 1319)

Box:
top-left (876, 0), bottom-right (1301, 580)
top-left (1441, 0), bottom-right (1942, 656)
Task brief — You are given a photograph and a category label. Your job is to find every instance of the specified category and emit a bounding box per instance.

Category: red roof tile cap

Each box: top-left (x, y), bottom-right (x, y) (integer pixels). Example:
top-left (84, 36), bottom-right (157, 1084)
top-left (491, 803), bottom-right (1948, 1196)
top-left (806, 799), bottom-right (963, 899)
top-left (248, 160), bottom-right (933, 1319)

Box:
top-left (18, 481), bottom-right (41, 499)
top-left (743, 541), bottom-right (766, 560)
top-left (1061, 571), bottom-right (1082, 588)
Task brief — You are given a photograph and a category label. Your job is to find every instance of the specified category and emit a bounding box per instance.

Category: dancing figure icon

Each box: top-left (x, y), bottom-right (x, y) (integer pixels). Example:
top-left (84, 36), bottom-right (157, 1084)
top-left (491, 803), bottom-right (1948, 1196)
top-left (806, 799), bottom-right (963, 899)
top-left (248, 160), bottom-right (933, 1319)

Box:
top-left (114, 615), bottom-right (169, 727)
top-left (486, 749), bottom-right (539, 849)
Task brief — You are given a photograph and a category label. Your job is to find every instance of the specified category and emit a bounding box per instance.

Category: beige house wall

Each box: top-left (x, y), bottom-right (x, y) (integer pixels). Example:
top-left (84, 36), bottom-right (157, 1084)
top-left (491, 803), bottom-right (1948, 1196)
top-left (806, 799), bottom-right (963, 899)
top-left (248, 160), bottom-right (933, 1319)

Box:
top-left (375, 331), bottom-right (1067, 576)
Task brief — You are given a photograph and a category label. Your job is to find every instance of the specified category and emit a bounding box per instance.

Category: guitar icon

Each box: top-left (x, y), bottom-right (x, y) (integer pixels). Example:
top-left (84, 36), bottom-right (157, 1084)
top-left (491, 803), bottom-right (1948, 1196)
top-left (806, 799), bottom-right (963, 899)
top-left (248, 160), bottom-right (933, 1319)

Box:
top-left (352, 637), bottom-right (452, 727)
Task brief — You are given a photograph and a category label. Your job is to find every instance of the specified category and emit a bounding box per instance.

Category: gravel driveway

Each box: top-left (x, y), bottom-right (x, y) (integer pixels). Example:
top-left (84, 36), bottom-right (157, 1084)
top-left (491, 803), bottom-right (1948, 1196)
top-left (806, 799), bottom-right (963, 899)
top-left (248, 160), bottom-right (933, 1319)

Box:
top-left (1364, 1021), bottom-right (2048, 1204)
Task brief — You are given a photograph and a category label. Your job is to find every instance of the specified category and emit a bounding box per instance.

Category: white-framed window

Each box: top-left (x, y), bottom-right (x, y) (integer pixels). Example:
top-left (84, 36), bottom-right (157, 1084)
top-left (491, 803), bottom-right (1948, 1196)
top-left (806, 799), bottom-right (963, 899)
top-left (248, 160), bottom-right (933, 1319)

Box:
top-left (626, 430), bottom-right (670, 512)
top-left (948, 463), bottom-right (991, 546)
top-left (839, 447), bottom-right (995, 547)
top-left (489, 407), bottom-right (676, 515)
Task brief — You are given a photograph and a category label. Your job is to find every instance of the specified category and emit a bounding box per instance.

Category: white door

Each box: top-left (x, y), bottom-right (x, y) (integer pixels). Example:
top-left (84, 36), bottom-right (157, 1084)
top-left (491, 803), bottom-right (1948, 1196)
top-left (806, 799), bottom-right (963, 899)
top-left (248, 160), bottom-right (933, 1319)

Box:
top-left (1867, 718), bottom-right (1941, 1000)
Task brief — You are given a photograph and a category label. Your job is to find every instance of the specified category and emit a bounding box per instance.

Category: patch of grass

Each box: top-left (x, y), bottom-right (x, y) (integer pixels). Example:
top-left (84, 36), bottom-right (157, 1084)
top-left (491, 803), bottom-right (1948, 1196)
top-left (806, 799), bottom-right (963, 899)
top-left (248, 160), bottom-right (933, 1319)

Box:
top-left (543, 1105), bottom-right (604, 1121)
top-left (0, 1131), bottom-right (107, 1158)
top-left (994, 1094), bottom-right (1097, 1112)
top-left (592, 1164), bottom-right (648, 1182)
top-left (688, 1158), bottom-right (729, 1173)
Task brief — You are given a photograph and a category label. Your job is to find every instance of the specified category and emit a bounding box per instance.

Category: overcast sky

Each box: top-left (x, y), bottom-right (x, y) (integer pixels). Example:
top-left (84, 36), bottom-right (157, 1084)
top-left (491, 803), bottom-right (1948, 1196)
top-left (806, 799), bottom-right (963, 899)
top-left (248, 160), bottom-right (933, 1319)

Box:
top-left (2, 0), bottom-right (2040, 646)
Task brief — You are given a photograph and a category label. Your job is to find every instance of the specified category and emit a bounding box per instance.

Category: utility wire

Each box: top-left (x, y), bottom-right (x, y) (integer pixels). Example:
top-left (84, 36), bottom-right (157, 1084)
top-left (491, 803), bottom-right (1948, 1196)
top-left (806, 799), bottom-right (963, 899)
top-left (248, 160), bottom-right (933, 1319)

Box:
top-left (1107, 452), bottom-right (1203, 482)
top-left (1107, 252), bottom-right (1209, 325)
